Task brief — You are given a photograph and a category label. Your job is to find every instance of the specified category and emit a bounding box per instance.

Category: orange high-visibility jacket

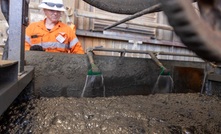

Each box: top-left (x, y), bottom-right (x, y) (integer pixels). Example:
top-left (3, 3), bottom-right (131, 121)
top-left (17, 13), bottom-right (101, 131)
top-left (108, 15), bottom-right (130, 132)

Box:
top-left (25, 19), bottom-right (84, 54)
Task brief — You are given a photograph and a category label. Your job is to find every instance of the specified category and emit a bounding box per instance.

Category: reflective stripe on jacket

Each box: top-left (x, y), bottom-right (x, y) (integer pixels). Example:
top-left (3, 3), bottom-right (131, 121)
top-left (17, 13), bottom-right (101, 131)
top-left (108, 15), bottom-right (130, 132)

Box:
top-left (25, 19), bottom-right (84, 54)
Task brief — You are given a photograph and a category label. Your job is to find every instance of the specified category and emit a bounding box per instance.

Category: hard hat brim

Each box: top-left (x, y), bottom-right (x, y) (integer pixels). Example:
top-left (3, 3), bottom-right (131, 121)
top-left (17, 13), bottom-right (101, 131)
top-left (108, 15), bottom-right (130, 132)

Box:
top-left (39, 3), bottom-right (66, 12)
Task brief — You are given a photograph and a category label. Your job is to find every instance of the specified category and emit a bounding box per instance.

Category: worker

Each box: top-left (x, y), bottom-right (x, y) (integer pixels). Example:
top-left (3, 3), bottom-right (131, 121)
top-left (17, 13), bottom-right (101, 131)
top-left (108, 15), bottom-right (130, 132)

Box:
top-left (25, 0), bottom-right (84, 54)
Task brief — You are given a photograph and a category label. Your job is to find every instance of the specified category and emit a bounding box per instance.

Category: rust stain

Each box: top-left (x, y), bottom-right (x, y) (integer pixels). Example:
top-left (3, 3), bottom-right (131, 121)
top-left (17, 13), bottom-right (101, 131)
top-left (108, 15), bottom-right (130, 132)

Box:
top-left (174, 67), bottom-right (204, 93)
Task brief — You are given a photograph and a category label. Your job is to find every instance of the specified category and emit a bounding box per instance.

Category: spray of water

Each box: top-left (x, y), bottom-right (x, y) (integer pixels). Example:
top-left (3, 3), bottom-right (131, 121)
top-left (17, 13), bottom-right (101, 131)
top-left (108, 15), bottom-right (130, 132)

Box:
top-left (81, 75), bottom-right (89, 97)
top-left (81, 75), bottom-right (105, 97)
top-left (152, 75), bottom-right (174, 94)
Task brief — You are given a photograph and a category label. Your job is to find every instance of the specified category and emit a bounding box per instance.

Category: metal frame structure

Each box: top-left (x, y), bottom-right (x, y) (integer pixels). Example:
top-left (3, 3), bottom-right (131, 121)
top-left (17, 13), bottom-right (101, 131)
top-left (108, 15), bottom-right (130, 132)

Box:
top-left (8, 0), bottom-right (29, 72)
top-left (0, 0), bottom-right (34, 116)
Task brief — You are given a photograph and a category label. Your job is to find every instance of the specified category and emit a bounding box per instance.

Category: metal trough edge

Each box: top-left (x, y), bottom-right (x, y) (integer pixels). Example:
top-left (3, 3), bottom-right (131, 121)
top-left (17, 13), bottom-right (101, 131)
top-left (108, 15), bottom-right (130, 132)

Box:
top-left (0, 66), bottom-right (34, 116)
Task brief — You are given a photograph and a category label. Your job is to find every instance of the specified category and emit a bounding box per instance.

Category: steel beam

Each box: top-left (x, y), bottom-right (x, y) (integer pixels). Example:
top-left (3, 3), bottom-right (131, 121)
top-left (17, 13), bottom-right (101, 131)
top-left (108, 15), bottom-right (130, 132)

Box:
top-left (0, 66), bottom-right (34, 116)
top-left (77, 30), bottom-right (184, 48)
top-left (8, 0), bottom-right (29, 72)
top-left (207, 74), bottom-right (221, 82)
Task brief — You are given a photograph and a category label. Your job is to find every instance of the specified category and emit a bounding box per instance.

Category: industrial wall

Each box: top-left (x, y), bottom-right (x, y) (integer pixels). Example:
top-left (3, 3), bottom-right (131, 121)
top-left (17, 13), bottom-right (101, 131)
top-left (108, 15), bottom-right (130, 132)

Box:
top-left (0, 0), bottom-right (202, 62)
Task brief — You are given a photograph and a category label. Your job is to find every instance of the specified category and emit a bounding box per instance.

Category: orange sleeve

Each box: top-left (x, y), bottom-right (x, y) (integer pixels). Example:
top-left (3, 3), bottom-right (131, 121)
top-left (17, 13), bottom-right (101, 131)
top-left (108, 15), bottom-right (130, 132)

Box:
top-left (25, 42), bottom-right (31, 51)
top-left (70, 41), bottom-right (85, 54)
top-left (68, 26), bottom-right (85, 54)
top-left (70, 24), bottom-right (76, 34)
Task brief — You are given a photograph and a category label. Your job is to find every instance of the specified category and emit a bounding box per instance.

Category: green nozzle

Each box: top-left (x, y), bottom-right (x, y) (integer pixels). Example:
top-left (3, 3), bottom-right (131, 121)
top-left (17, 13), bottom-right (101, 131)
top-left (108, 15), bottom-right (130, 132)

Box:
top-left (87, 69), bottom-right (102, 75)
top-left (160, 67), bottom-right (170, 75)
top-left (87, 63), bottom-right (102, 75)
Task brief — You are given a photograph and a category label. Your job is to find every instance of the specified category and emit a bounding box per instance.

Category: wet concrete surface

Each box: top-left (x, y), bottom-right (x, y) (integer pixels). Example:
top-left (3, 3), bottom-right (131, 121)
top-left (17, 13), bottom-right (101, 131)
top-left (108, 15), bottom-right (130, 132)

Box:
top-left (25, 51), bottom-right (205, 97)
top-left (1, 89), bottom-right (221, 134)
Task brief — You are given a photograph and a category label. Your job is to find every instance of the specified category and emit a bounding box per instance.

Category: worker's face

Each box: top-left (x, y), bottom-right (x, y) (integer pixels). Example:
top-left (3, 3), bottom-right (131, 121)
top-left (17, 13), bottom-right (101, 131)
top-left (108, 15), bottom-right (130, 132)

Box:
top-left (44, 9), bottom-right (62, 23)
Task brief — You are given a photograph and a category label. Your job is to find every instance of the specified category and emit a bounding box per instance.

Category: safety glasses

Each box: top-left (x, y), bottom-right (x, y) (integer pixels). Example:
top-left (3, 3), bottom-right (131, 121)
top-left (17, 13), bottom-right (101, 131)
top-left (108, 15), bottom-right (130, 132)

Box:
top-left (44, 2), bottom-right (64, 8)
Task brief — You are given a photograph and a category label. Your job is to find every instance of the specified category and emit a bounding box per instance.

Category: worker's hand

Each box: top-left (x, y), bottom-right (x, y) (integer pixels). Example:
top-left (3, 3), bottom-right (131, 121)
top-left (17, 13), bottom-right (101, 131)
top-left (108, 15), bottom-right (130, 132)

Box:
top-left (30, 45), bottom-right (44, 51)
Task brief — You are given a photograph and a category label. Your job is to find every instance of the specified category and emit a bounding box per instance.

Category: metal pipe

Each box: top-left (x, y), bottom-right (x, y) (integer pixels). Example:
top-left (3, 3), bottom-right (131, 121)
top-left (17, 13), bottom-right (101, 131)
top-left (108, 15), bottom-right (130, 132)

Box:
top-left (91, 47), bottom-right (200, 75)
top-left (87, 48), bottom-right (100, 73)
top-left (92, 47), bottom-right (197, 57)
top-left (104, 4), bottom-right (162, 30)
top-left (91, 47), bottom-right (170, 74)
top-left (87, 48), bottom-right (96, 65)
top-left (148, 51), bottom-right (166, 69)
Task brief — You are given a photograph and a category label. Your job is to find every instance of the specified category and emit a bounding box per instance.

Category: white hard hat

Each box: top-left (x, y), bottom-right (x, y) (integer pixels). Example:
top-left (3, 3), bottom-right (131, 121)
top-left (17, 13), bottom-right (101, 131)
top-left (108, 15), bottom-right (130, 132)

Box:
top-left (38, 0), bottom-right (66, 12)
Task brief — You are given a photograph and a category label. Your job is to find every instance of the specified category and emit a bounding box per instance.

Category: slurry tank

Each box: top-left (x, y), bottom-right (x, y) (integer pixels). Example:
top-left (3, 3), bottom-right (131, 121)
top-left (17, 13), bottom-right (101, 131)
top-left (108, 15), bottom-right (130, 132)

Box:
top-left (25, 51), bottom-right (205, 97)
top-left (2, 51), bottom-right (221, 134)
